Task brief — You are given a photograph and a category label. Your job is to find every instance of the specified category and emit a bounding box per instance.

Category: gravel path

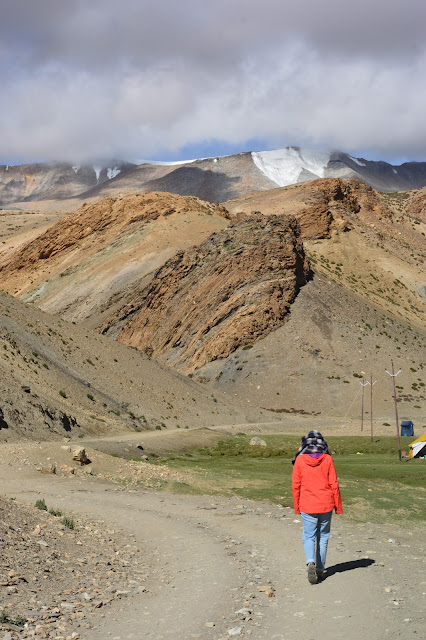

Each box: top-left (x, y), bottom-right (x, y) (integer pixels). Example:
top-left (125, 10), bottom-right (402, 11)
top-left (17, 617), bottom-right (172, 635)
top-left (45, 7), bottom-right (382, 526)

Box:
top-left (0, 448), bottom-right (424, 640)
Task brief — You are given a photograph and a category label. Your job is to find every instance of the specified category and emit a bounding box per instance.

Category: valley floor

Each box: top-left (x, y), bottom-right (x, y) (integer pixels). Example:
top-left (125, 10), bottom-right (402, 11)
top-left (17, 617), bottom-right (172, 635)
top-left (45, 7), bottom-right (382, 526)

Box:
top-left (0, 435), bottom-right (424, 640)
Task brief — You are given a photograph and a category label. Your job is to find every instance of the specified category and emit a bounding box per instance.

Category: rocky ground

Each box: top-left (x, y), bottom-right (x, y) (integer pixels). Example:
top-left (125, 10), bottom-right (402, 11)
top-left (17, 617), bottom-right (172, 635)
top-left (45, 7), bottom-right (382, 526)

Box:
top-left (0, 495), bottom-right (148, 640)
top-left (0, 434), bottom-right (424, 640)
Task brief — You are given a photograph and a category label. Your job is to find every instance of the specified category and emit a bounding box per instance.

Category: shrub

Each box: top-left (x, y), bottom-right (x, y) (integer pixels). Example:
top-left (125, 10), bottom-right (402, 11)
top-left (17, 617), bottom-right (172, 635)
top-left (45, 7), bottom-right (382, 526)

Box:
top-left (35, 498), bottom-right (47, 510)
top-left (59, 390), bottom-right (67, 398)
top-left (0, 611), bottom-right (26, 627)
top-left (62, 516), bottom-right (75, 530)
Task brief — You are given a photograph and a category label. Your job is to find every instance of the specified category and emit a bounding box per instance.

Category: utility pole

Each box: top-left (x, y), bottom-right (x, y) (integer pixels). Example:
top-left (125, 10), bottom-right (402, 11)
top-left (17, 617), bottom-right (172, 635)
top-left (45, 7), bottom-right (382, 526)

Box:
top-left (385, 361), bottom-right (402, 461)
top-left (359, 379), bottom-right (370, 432)
top-left (370, 374), bottom-right (377, 443)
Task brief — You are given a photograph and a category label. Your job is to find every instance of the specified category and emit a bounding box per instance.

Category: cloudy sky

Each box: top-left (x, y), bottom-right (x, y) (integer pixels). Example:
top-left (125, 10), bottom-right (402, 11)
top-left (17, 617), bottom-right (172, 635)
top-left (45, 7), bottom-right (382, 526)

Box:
top-left (1, 0), bottom-right (426, 164)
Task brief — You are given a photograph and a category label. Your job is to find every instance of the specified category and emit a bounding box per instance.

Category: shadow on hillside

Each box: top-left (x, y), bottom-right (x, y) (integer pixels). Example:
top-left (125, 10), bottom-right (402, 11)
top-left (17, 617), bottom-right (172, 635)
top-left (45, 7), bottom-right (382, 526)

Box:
top-left (324, 558), bottom-right (375, 579)
top-left (144, 166), bottom-right (242, 203)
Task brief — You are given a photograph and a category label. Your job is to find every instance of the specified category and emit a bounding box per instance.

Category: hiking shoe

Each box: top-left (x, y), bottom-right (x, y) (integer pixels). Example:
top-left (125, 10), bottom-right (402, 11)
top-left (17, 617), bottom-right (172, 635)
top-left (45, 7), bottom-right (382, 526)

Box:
top-left (307, 562), bottom-right (318, 584)
top-left (316, 569), bottom-right (327, 580)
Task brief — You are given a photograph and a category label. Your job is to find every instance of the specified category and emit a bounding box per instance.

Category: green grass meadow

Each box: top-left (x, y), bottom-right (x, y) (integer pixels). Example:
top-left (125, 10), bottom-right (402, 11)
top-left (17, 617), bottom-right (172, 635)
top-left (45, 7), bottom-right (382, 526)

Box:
top-left (161, 435), bottom-right (426, 525)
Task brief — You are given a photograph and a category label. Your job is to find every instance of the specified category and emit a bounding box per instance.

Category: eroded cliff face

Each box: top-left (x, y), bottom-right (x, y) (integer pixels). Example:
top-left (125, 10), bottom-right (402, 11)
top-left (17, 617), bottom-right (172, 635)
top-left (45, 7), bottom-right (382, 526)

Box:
top-left (224, 178), bottom-right (392, 240)
top-left (101, 215), bottom-right (310, 372)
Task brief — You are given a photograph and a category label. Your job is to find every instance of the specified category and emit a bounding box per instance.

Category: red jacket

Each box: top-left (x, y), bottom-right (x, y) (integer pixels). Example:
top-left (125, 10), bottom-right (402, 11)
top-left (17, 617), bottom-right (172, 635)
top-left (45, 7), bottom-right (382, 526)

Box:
top-left (292, 453), bottom-right (343, 515)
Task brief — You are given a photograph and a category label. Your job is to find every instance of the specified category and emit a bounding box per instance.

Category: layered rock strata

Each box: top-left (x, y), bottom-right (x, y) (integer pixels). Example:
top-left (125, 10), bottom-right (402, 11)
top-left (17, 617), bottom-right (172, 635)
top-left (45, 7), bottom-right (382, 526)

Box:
top-left (101, 215), bottom-right (310, 372)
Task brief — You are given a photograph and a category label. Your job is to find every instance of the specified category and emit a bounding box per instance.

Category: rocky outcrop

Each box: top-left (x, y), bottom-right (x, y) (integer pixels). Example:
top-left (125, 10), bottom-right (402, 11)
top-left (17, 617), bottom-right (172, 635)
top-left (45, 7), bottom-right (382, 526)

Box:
top-left (225, 178), bottom-right (392, 240)
top-left (407, 187), bottom-right (426, 223)
top-left (300, 179), bottom-right (392, 236)
top-left (101, 216), bottom-right (310, 372)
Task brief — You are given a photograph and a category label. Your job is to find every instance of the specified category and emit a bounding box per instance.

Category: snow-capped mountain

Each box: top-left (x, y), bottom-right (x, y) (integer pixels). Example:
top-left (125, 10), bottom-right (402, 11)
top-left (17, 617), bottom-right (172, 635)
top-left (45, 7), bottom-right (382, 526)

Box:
top-left (0, 160), bottom-right (135, 207)
top-left (252, 148), bottom-right (332, 186)
top-left (2, 147), bottom-right (426, 208)
top-left (251, 147), bottom-right (426, 193)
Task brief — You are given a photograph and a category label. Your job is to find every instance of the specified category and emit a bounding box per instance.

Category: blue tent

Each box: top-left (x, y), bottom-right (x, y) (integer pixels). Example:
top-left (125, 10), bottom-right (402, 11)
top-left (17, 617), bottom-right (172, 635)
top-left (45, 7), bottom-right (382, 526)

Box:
top-left (401, 420), bottom-right (414, 437)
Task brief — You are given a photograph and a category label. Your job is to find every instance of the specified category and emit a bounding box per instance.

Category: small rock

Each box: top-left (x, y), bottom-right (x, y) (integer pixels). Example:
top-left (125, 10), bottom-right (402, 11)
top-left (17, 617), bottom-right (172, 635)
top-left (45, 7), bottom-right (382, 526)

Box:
top-left (228, 627), bottom-right (242, 636)
top-left (249, 437), bottom-right (267, 447)
top-left (39, 464), bottom-right (56, 474)
top-left (61, 464), bottom-right (75, 474)
top-left (35, 539), bottom-right (49, 547)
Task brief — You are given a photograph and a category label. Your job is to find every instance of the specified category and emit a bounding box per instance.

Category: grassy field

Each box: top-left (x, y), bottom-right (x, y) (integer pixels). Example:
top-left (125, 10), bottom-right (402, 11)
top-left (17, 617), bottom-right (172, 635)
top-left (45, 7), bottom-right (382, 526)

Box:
top-left (160, 435), bottom-right (426, 525)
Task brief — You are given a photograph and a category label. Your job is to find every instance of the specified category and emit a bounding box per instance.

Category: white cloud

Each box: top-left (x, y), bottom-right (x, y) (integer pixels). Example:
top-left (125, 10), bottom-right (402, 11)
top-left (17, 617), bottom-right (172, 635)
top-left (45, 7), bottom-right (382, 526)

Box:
top-left (1, 0), bottom-right (426, 161)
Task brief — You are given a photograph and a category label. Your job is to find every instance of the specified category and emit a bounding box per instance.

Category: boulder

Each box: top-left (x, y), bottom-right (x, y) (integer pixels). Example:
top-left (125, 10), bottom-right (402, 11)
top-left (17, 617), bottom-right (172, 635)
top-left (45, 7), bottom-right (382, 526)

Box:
top-left (71, 446), bottom-right (88, 465)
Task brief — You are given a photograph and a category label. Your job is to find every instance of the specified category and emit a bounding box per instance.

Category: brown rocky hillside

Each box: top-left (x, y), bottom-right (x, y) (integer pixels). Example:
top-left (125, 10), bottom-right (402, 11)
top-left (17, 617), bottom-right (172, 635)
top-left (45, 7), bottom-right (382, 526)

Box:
top-left (0, 192), bottom-right (230, 327)
top-left (100, 215), bottom-right (310, 372)
top-left (1, 179), bottom-right (425, 422)
top-left (0, 290), bottom-right (255, 441)
top-left (224, 178), bottom-right (390, 237)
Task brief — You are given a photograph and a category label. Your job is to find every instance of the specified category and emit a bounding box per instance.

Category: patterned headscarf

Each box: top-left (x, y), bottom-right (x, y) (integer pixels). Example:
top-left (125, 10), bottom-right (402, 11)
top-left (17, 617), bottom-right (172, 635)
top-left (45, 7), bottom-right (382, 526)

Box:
top-left (292, 430), bottom-right (329, 465)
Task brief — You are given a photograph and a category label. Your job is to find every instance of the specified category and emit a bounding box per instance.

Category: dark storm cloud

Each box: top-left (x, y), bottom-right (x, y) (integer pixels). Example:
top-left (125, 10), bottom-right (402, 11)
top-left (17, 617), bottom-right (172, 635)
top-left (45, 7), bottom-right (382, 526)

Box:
top-left (1, 0), bottom-right (426, 162)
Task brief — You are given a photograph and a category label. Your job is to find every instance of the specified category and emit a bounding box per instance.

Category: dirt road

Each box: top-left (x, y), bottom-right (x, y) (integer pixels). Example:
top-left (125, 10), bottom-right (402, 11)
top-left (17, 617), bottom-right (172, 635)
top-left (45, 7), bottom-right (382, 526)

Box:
top-left (0, 445), bottom-right (423, 640)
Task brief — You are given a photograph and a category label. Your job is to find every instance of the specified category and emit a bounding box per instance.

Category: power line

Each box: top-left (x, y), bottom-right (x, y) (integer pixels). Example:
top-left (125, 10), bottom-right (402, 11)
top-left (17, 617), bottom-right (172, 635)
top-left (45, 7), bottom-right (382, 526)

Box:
top-left (359, 379), bottom-right (370, 432)
top-left (385, 361), bottom-right (402, 461)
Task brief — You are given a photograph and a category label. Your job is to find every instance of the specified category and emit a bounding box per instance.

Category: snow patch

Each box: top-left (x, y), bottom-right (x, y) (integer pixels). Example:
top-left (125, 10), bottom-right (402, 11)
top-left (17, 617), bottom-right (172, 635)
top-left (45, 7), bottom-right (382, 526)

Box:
top-left (135, 158), bottom-right (198, 166)
top-left (393, 168), bottom-right (398, 174)
top-left (349, 156), bottom-right (366, 167)
top-left (107, 167), bottom-right (121, 180)
top-left (252, 148), bottom-right (331, 187)
top-left (93, 166), bottom-right (102, 181)
top-left (72, 166), bottom-right (80, 174)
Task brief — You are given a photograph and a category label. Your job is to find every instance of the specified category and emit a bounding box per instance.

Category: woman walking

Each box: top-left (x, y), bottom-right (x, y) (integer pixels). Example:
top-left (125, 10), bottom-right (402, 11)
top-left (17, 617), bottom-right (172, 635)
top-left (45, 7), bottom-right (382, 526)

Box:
top-left (291, 430), bottom-right (343, 584)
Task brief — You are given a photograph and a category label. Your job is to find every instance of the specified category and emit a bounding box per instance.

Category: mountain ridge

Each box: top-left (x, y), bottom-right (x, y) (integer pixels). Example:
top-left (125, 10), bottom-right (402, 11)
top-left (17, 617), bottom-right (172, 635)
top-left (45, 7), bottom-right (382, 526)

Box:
top-left (3, 147), bottom-right (426, 211)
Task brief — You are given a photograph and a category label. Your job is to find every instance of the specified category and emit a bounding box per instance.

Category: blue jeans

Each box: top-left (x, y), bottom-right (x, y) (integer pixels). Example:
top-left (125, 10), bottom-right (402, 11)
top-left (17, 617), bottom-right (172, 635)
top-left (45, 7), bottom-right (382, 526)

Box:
top-left (301, 511), bottom-right (333, 572)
